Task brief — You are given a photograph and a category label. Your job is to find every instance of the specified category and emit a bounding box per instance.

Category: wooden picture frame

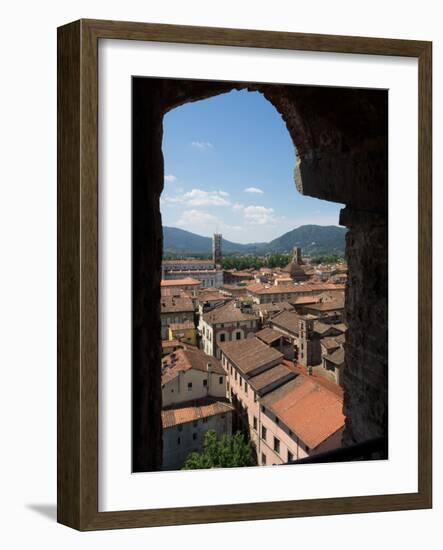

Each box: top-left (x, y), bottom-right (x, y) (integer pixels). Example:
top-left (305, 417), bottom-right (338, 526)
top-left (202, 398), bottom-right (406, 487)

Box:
top-left (57, 19), bottom-right (432, 530)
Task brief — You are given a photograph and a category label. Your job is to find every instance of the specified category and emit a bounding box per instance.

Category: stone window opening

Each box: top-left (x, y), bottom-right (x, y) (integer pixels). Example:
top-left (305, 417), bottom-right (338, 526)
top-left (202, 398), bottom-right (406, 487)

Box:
top-left (132, 78), bottom-right (388, 471)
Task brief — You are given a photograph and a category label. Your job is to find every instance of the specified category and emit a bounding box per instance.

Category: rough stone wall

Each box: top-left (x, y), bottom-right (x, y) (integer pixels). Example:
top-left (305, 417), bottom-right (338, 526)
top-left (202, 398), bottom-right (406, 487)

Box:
top-left (340, 207), bottom-right (388, 447)
top-left (132, 79), bottom-right (165, 471)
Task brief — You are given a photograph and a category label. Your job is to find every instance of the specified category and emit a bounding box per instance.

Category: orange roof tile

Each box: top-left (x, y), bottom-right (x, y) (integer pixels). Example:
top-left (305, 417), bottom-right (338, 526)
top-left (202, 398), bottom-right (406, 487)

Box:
top-left (162, 348), bottom-right (224, 384)
top-left (161, 278), bottom-right (202, 286)
top-left (162, 400), bottom-right (234, 428)
top-left (262, 375), bottom-right (345, 449)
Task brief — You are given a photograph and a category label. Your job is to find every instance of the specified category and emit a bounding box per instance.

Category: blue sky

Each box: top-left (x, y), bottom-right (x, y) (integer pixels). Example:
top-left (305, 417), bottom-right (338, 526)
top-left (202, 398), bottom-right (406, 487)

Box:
top-left (161, 89), bottom-right (343, 244)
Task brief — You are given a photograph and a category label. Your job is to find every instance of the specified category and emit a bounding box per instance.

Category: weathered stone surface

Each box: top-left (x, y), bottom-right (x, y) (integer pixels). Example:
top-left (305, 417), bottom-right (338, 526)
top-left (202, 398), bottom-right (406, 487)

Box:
top-left (340, 208), bottom-right (388, 447)
top-left (132, 80), bottom-right (165, 471)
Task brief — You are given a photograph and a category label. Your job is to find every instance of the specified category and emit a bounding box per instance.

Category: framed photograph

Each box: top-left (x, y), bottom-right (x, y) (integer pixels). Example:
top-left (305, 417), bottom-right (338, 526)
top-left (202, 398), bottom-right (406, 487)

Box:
top-left (57, 19), bottom-right (432, 530)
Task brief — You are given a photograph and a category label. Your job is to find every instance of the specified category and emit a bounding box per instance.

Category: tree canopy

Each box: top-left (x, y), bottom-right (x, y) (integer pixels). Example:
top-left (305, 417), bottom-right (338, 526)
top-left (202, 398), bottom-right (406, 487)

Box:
top-left (221, 253), bottom-right (292, 271)
top-left (182, 430), bottom-right (256, 470)
top-left (310, 254), bottom-right (344, 265)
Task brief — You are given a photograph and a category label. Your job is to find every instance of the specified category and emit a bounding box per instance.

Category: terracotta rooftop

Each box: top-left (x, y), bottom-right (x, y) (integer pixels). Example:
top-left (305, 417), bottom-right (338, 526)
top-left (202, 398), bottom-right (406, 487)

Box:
top-left (162, 399), bottom-right (234, 429)
top-left (321, 334), bottom-right (346, 351)
top-left (162, 339), bottom-right (182, 349)
top-left (246, 283), bottom-right (345, 295)
top-left (305, 297), bottom-right (345, 312)
top-left (252, 301), bottom-right (294, 314)
top-left (314, 321), bottom-right (347, 336)
top-left (161, 295), bottom-right (194, 314)
top-left (270, 311), bottom-right (301, 335)
top-left (248, 363), bottom-right (296, 394)
top-left (324, 348), bottom-right (345, 366)
top-left (262, 375), bottom-right (345, 449)
top-left (220, 283), bottom-right (248, 290)
top-left (161, 340), bottom-right (198, 351)
top-left (219, 337), bottom-right (283, 376)
top-left (161, 287), bottom-right (193, 298)
top-left (255, 327), bottom-right (285, 345)
top-left (162, 348), bottom-right (224, 384)
top-left (161, 277), bottom-right (202, 287)
top-left (196, 289), bottom-right (231, 302)
top-left (202, 300), bottom-right (257, 325)
top-left (289, 295), bottom-right (321, 306)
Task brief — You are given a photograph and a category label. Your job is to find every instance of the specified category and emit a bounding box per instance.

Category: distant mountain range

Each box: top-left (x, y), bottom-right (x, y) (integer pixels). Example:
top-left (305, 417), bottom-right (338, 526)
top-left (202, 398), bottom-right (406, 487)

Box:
top-left (163, 224), bottom-right (347, 257)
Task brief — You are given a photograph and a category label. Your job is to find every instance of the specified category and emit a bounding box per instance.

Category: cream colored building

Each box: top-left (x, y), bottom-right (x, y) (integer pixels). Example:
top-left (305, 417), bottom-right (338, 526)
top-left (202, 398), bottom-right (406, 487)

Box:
top-left (162, 348), bottom-right (227, 407)
top-left (161, 348), bottom-right (233, 470)
top-left (220, 337), bottom-right (345, 466)
top-left (199, 300), bottom-right (259, 359)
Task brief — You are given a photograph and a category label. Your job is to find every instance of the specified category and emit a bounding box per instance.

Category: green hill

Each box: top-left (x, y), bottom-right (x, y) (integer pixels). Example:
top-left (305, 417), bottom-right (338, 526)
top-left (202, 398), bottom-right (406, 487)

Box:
top-left (163, 224), bottom-right (346, 257)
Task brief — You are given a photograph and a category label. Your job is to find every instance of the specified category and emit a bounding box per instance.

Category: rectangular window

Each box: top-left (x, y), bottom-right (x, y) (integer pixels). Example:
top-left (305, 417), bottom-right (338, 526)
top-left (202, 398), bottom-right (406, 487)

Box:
top-left (274, 437), bottom-right (280, 453)
top-left (244, 383), bottom-right (248, 394)
top-left (177, 437), bottom-right (181, 445)
top-left (288, 451), bottom-right (294, 462)
top-left (220, 333), bottom-right (226, 342)
top-left (187, 382), bottom-right (193, 391)
top-left (192, 433), bottom-right (197, 440)
top-left (203, 379), bottom-right (208, 387)
top-left (261, 453), bottom-right (266, 465)
top-left (236, 332), bottom-right (241, 340)
top-left (235, 371), bottom-right (237, 381)
top-left (253, 392), bottom-right (257, 402)
top-left (219, 376), bottom-right (223, 384)
top-left (253, 416), bottom-right (257, 430)
top-left (261, 426), bottom-right (267, 440)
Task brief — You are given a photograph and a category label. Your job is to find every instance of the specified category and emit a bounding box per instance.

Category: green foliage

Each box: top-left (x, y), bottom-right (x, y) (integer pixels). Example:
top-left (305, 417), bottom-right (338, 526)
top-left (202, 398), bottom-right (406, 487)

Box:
top-left (221, 253), bottom-right (291, 271)
top-left (310, 254), bottom-right (344, 265)
top-left (182, 430), bottom-right (256, 470)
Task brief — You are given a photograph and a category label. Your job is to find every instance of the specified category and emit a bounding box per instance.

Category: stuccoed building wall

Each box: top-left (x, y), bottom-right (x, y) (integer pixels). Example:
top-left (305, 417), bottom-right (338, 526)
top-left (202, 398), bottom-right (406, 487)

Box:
top-left (162, 411), bottom-right (233, 471)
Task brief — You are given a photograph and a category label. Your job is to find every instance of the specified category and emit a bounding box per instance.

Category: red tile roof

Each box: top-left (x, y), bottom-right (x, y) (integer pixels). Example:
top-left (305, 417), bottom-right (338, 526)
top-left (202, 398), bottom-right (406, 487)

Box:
top-left (162, 348), bottom-right (224, 384)
top-left (270, 311), bottom-right (301, 335)
top-left (160, 295), bottom-right (194, 314)
top-left (219, 338), bottom-right (283, 375)
top-left (246, 283), bottom-right (345, 295)
top-left (161, 278), bottom-right (202, 286)
top-left (248, 363), bottom-right (296, 393)
top-left (255, 327), bottom-right (285, 345)
top-left (202, 300), bottom-right (257, 325)
top-left (262, 374), bottom-right (345, 449)
top-left (162, 399), bottom-right (234, 428)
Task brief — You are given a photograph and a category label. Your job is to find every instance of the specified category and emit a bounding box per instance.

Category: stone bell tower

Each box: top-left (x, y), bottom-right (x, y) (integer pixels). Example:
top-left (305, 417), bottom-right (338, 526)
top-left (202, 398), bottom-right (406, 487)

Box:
top-left (212, 233), bottom-right (222, 266)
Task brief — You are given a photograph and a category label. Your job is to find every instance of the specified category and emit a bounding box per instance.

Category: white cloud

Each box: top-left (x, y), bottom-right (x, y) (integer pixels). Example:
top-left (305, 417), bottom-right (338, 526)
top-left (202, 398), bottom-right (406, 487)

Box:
top-left (191, 141), bottom-right (213, 150)
top-left (163, 188), bottom-right (230, 207)
top-left (232, 202), bottom-right (244, 211)
top-left (176, 209), bottom-right (218, 229)
top-left (243, 205), bottom-right (276, 225)
top-left (164, 174), bottom-right (177, 183)
top-left (244, 186), bottom-right (264, 194)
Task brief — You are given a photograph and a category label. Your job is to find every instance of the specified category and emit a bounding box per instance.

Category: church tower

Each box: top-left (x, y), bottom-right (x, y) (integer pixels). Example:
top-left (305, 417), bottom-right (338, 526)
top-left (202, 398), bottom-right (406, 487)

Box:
top-left (212, 233), bottom-right (222, 265)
